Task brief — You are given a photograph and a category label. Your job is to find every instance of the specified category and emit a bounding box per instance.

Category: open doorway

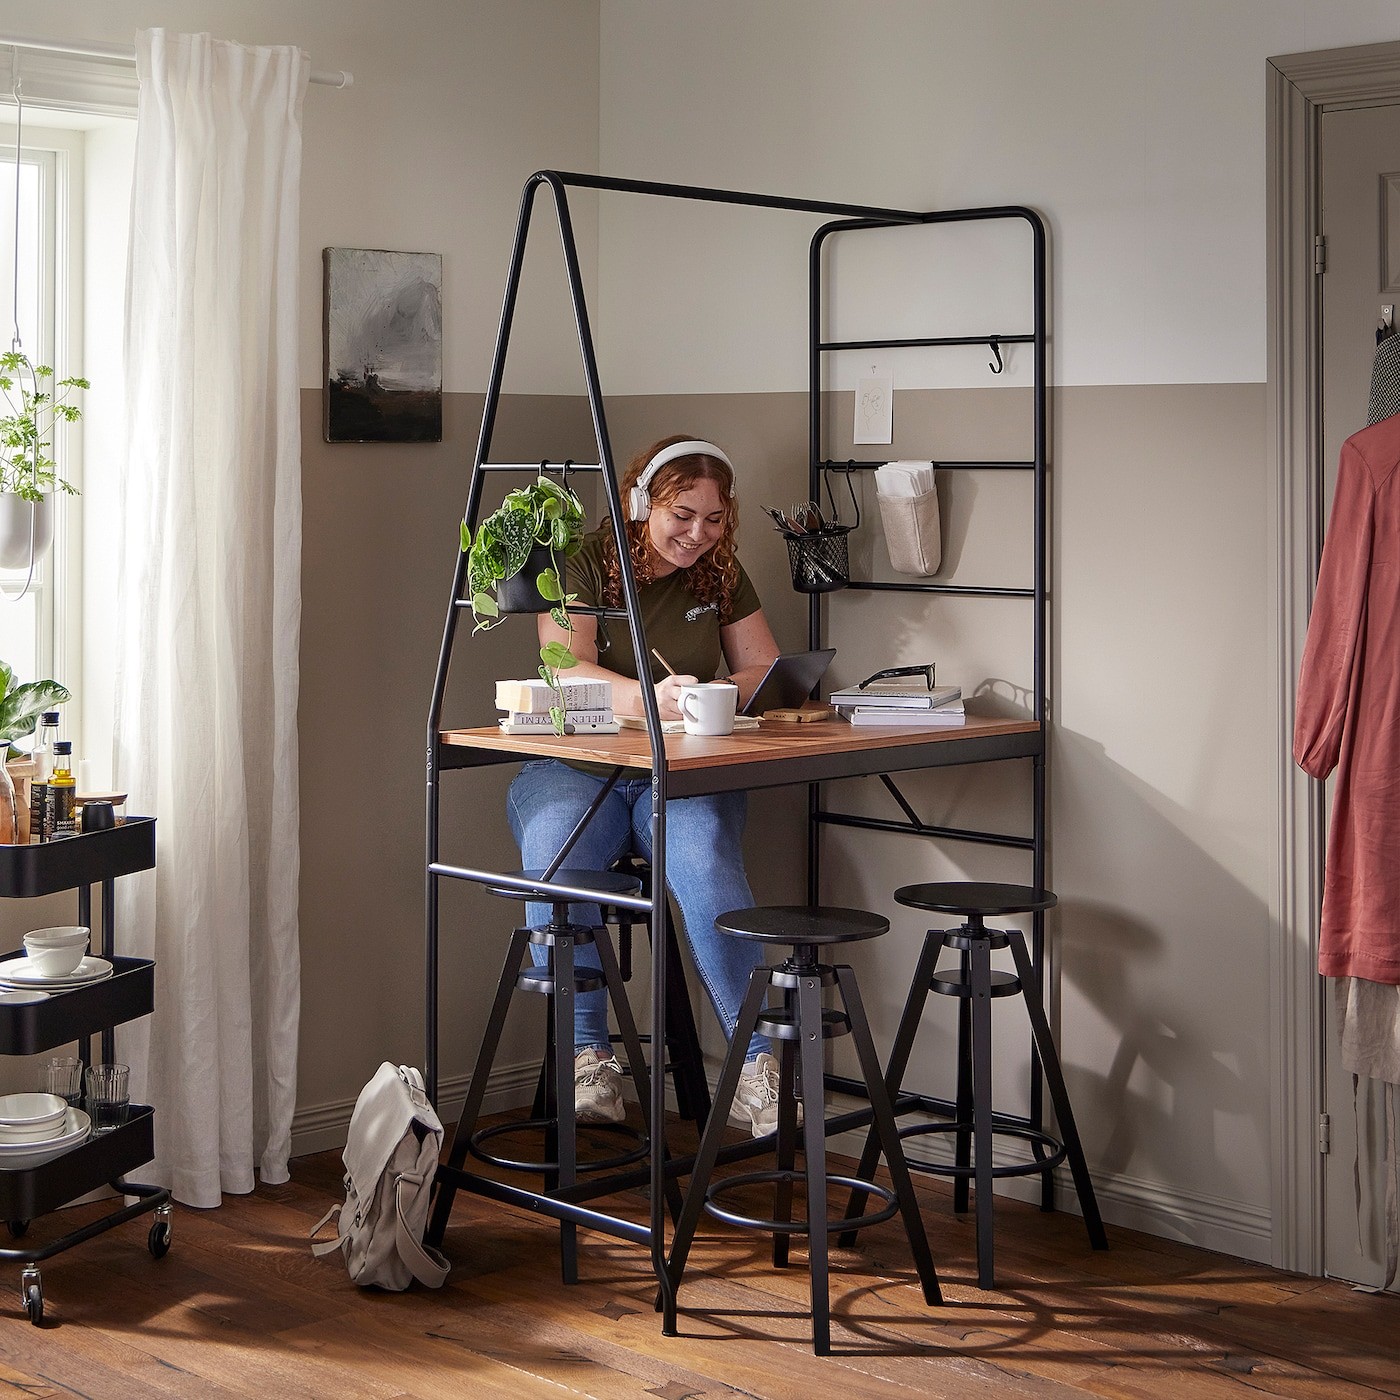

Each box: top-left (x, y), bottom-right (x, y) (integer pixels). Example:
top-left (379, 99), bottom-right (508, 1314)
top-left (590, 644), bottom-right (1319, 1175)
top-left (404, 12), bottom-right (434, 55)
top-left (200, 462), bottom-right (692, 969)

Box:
top-left (1268, 38), bottom-right (1400, 1284)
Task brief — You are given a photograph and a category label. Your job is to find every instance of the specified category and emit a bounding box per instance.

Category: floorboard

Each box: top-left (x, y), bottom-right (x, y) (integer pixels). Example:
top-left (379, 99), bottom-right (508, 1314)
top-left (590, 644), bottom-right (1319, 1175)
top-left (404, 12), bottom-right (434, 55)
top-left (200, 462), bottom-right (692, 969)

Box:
top-left (0, 1115), bottom-right (1392, 1399)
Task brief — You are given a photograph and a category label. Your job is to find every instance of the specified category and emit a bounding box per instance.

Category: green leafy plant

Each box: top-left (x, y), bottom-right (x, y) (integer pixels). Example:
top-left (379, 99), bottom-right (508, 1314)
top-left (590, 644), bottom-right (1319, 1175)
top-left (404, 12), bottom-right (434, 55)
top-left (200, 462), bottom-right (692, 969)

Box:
top-left (0, 661), bottom-right (69, 761)
top-left (461, 476), bottom-right (587, 732)
top-left (0, 351), bottom-right (87, 502)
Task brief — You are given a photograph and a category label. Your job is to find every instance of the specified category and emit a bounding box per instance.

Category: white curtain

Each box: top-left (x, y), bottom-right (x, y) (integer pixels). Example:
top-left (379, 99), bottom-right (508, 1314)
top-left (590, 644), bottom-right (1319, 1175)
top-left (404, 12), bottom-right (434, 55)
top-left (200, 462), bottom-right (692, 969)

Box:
top-left (114, 30), bottom-right (308, 1208)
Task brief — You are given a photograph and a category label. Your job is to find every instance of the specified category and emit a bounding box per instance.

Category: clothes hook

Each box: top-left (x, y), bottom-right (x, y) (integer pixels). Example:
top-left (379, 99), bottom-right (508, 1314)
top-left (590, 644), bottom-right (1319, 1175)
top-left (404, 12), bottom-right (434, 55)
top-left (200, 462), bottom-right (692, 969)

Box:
top-left (988, 336), bottom-right (1004, 375)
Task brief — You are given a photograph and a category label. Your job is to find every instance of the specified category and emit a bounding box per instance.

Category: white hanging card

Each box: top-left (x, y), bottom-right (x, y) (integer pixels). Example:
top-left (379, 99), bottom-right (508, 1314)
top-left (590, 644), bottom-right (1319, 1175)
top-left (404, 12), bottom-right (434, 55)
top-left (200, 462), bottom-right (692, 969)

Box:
top-left (853, 373), bottom-right (894, 444)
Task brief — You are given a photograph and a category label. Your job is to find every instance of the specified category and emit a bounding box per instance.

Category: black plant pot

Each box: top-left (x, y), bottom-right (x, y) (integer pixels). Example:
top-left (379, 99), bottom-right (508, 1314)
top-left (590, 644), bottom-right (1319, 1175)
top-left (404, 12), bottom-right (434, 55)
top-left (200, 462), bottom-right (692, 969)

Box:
top-left (495, 546), bottom-right (554, 613)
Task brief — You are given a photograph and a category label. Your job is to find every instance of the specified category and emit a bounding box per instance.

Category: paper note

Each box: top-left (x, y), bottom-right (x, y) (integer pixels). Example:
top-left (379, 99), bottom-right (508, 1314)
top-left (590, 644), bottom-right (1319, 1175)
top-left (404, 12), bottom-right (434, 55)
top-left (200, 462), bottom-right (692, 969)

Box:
top-left (854, 374), bottom-right (894, 445)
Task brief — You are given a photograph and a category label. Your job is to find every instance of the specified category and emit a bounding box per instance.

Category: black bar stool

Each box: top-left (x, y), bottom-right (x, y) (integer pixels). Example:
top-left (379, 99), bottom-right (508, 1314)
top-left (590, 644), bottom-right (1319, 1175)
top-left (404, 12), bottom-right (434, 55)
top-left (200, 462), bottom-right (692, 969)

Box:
top-left (663, 905), bottom-right (942, 1356)
top-left (841, 881), bottom-right (1107, 1288)
top-left (427, 868), bottom-right (679, 1283)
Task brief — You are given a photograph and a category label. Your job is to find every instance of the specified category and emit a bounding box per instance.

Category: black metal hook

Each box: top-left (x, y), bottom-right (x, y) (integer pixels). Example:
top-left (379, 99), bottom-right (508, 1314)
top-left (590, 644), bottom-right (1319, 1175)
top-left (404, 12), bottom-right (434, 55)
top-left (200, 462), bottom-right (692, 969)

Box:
top-left (988, 337), bottom-right (1004, 375)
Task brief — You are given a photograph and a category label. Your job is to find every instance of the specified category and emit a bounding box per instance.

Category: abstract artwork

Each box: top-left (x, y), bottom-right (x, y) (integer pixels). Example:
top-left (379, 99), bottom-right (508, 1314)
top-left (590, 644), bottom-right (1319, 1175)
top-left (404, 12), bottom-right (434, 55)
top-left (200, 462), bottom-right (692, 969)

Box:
top-left (323, 247), bottom-right (442, 442)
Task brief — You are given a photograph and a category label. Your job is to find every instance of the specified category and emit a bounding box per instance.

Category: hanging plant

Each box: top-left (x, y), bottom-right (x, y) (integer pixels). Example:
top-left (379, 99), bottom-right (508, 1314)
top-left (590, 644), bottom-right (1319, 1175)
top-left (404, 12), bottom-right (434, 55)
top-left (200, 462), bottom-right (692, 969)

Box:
top-left (0, 351), bottom-right (86, 502)
top-left (461, 476), bottom-right (587, 733)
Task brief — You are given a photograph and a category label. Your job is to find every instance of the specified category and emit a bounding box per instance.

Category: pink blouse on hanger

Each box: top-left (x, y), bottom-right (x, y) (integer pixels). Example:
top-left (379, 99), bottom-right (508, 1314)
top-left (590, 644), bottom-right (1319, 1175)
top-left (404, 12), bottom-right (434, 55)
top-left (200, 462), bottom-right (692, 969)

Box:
top-left (1294, 414), bottom-right (1400, 983)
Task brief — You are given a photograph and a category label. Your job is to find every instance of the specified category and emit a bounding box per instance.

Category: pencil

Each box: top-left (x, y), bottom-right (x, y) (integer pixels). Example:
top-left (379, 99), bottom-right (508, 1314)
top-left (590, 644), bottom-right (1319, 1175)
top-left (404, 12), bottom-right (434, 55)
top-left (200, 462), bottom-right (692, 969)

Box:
top-left (650, 648), bottom-right (676, 676)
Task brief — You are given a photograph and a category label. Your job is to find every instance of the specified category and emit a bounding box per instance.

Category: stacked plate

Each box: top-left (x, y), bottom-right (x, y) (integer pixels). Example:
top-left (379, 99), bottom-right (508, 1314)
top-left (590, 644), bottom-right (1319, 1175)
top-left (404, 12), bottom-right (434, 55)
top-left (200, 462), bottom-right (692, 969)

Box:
top-left (0, 1094), bottom-right (91, 1169)
top-left (0, 956), bottom-right (114, 991)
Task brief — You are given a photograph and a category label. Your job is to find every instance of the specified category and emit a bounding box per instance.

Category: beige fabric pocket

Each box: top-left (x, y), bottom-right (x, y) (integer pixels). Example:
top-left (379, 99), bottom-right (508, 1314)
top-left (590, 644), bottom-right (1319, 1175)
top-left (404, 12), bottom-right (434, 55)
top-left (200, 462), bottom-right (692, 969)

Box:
top-left (877, 486), bottom-right (942, 575)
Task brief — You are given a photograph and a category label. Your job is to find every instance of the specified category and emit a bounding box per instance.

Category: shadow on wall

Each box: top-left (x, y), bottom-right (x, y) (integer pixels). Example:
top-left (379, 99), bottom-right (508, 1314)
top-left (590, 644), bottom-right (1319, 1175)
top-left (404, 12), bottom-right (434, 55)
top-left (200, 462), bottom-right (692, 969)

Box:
top-left (1050, 724), bottom-right (1272, 1236)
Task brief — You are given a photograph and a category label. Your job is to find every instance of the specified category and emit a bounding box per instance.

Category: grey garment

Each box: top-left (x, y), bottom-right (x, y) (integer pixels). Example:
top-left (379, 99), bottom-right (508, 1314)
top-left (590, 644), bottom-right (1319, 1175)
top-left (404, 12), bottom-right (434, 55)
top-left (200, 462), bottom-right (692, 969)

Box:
top-left (1368, 332), bottom-right (1400, 426)
top-left (1338, 976), bottom-right (1400, 1082)
top-left (1335, 976), bottom-right (1400, 1289)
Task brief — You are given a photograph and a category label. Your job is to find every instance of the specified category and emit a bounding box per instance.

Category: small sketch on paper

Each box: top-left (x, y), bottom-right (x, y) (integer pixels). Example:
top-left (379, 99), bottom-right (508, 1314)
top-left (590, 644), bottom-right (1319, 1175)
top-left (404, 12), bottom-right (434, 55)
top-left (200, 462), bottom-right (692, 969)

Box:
top-left (854, 373), bottom-right (893, 445)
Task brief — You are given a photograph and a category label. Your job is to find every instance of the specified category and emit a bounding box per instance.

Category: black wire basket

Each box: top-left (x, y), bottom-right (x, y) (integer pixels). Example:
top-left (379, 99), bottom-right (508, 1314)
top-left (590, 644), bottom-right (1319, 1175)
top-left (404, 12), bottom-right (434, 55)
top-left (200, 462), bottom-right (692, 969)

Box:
top-left (785, 526), bottom-right (853, 593)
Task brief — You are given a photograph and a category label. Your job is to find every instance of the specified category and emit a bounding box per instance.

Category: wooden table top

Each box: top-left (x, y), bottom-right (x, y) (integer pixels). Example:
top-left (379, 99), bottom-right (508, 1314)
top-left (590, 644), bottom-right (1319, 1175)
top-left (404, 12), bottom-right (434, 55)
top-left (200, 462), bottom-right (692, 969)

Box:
top-left (439, 713), bottom-right (1042, 795)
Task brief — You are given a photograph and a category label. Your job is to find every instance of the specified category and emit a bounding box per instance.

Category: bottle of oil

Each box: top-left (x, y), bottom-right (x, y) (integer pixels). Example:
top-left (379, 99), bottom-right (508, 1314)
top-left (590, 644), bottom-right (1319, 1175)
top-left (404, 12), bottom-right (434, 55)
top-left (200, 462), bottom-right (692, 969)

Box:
top-left (49, 740), bottom-right (77, 839)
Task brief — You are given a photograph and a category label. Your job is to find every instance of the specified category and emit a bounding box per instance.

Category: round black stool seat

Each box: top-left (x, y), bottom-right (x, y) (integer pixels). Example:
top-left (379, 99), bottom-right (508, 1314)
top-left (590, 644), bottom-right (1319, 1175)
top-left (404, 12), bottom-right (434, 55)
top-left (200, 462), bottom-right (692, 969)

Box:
top-left (486, 867), bottom-right (643, 903)
top-left (715, 905), bottom-right (889, 944)
top-left (893, 881), bottom-right (1057, 918)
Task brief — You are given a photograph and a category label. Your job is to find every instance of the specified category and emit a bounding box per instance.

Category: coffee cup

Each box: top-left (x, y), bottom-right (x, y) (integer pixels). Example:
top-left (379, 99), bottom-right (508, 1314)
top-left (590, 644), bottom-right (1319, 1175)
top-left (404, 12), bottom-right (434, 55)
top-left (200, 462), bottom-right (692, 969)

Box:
top-left (678, 681), bottom-right (739, 736)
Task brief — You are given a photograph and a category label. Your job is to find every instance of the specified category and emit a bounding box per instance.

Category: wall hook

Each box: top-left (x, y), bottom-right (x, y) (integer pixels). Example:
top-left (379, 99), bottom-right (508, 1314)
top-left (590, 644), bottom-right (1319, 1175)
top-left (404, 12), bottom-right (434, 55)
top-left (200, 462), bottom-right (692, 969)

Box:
top-left (988, 336), bottom-right (1004, 375)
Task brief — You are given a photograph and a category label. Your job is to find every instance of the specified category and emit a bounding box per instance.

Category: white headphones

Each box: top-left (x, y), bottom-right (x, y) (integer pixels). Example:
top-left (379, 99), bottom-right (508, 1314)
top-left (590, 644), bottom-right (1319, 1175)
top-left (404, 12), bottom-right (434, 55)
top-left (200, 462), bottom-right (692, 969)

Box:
top-left (627, 439), bottom-right (735, 522)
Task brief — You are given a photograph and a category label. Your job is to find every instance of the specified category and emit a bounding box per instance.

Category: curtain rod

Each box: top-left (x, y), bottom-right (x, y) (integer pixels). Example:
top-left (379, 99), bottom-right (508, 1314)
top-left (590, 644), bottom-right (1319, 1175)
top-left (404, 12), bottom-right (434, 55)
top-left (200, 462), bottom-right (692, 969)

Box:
top-left (0, 31), bottom-right (352, 88)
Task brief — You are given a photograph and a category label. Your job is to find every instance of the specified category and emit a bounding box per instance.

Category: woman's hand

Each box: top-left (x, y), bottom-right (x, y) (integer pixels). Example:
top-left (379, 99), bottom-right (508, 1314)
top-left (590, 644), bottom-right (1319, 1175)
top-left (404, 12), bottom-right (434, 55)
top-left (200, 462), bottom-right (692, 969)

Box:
top-left (656, 673), bottom-right (698, 721)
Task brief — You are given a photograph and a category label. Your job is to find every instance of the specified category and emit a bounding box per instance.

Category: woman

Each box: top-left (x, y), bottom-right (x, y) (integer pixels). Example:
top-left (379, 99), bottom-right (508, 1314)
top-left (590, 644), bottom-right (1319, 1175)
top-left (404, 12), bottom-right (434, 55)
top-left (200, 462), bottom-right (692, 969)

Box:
top-left (507, 436), bottom-right (785, 1137)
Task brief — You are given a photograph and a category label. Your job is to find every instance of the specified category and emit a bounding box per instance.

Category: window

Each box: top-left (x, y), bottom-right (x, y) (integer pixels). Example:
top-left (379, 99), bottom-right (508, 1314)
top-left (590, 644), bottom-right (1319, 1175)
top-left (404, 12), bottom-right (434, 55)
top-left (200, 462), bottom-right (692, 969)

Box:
top-left (0, 137), bottom-right (67, 687)
top-left (0, 110), bottom-right (136, 789)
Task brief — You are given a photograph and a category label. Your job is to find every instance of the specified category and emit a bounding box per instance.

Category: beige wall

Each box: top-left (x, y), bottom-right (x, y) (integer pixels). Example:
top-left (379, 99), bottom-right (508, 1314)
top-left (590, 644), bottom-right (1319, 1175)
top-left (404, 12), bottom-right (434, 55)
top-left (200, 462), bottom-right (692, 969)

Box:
top-left (591, 1), bottom-right (1325, 1260)
top-left (298, 392), bottom-right (598, 1123)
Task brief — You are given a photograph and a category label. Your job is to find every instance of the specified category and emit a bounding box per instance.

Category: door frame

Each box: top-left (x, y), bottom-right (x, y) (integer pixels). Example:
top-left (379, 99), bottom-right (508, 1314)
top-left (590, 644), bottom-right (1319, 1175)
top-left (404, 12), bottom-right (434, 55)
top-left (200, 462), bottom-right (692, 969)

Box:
top-left (1267, 39), bottom-right (1400, 1276)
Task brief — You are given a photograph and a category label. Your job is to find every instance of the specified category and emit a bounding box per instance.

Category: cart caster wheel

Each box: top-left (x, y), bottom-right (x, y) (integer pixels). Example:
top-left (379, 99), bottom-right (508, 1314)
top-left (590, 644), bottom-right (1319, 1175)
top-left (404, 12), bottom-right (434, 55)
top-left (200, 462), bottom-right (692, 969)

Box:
top-left (6, 1220), bottom-right (27, 1239)
top-left (20, 1269), bottom-right (41, 1326)
top-left (148, 1220), bottom-right (172, 1259)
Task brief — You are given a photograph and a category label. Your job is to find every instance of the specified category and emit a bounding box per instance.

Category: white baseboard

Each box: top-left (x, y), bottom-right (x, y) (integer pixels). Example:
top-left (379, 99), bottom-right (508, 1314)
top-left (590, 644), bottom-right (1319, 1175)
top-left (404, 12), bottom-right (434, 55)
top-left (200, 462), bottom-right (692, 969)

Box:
top-left (293, 1067), bottom-right (1271, 1265)
top-left (290, 1059), bottom-right (539, 1159)
top-left (821, 1088), bottom-right (1272, 1265)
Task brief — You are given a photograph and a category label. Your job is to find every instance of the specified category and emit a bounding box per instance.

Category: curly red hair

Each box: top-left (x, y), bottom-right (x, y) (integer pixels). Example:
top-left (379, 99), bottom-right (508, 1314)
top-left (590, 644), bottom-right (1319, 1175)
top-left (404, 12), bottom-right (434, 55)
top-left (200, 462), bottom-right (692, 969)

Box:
top-left (600, 436), bottom-right (742, 620)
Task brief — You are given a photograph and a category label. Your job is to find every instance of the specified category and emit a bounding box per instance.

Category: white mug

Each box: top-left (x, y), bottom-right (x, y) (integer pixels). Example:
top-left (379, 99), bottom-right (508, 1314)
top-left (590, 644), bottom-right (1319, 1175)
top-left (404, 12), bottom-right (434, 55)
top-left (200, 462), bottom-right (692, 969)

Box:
top-left (678, 681), bottom-right (739, 736)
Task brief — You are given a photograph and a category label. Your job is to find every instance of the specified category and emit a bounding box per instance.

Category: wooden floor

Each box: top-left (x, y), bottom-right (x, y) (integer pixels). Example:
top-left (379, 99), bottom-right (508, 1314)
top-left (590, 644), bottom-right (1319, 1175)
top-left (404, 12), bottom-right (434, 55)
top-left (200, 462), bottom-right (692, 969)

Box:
top-left (0, 1119), bottom-right (1395, 1399)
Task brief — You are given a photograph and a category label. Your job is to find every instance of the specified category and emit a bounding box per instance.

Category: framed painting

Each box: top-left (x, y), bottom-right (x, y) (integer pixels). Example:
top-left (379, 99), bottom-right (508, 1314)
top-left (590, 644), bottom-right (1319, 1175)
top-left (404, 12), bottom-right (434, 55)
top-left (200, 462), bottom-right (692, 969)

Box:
top-left (323, 247), bottom-right (442, 443)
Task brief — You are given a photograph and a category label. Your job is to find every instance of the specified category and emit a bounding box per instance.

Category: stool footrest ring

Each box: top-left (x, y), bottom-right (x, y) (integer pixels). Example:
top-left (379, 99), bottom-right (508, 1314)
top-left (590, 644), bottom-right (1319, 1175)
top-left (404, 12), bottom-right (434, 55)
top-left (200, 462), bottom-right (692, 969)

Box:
top-left (705, 1169), bottom-right (900, 1234)
top-left (757, 1005), bottom-right (849, 1041)
top-left (516, 966), bottom-right (606, 995)
top-left (897, 1121), bottom-right (1068, 1179)
top-left (469, 1117), bottom-right (649, 1175)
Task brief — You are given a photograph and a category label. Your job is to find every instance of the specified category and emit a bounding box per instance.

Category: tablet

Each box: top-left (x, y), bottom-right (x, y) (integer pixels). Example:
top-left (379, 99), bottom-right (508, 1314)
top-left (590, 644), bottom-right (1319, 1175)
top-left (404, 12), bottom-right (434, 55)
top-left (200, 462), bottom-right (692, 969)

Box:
top-left (741, 648), bottom-right (837, 716)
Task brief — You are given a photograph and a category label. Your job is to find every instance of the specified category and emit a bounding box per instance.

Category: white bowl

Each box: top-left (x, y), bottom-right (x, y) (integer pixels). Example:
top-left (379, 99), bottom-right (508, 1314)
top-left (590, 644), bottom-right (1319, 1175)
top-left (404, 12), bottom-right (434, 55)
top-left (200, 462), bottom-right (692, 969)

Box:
top-left (0, 1120), bottom-right (65, 1143)
top-left (0, 1108), bottom-right (90, 1168)
top-left (21, 941), bottom-right (86, 977)
top-left (22, 925), bottom-right (90, 946)
top-left (0, 1092), bottom-right (68, 1134)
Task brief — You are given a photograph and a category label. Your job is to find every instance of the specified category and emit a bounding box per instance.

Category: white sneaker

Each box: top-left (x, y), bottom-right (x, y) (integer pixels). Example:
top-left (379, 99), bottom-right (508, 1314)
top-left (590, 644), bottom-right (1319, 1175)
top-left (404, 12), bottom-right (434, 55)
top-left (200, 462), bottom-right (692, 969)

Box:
top-left (574, 1048), bottom-right (626, 1124)
top-left (729, 1051), bottom-right (804, 1138)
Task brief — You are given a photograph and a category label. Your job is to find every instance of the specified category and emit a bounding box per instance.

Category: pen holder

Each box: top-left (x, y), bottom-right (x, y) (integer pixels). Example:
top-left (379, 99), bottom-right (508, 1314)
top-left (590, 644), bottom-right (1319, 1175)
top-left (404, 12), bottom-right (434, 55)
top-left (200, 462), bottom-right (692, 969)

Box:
top-left (785, 526), bottom-right (852, 593)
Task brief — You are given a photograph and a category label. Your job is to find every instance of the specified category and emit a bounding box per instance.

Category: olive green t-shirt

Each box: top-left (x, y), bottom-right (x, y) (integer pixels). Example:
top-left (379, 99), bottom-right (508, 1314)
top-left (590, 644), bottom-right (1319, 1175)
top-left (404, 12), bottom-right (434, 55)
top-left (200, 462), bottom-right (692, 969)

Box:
top-left (568, 529), bottom-right (762, 684)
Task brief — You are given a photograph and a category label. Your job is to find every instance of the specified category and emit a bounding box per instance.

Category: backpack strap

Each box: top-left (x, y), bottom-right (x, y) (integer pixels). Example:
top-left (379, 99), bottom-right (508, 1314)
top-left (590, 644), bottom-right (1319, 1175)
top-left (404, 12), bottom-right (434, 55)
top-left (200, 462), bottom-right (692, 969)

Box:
top-left (308, 1203), bottom-right (345, 1258)
top-left (395, 1173), bottom-right (449, 1287)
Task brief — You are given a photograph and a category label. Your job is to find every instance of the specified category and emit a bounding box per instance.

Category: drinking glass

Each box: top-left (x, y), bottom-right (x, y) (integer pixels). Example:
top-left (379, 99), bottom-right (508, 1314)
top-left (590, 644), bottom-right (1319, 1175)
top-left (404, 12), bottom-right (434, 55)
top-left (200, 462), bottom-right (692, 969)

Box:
top-left (84, 1063), bottom-right (129, 1132)
top-left (43, 1056), bottom-right (83, 1106)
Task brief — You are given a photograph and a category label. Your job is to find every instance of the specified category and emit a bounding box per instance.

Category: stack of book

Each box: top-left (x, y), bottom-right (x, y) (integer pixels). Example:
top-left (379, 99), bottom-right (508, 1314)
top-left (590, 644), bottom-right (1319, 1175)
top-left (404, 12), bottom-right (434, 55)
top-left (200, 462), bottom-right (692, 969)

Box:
top-left (494, 678), bottom-right (620, 734)
top-left (828, 679), bottom-right (965, 728)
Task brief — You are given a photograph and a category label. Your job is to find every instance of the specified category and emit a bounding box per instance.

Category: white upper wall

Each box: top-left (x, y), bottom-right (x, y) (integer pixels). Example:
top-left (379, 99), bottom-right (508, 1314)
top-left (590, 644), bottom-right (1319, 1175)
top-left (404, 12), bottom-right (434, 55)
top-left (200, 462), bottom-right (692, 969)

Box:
top-left (5, 0), bottom-right (601, 397)
top-left (597, 0), bottom-right (1400, 393)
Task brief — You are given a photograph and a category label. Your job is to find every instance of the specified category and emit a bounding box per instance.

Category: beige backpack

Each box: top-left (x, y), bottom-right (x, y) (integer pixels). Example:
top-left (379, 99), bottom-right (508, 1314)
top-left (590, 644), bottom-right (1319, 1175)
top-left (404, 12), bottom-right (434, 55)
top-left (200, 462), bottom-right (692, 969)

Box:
top-left (310, 1063), bottom-right (449, 1290)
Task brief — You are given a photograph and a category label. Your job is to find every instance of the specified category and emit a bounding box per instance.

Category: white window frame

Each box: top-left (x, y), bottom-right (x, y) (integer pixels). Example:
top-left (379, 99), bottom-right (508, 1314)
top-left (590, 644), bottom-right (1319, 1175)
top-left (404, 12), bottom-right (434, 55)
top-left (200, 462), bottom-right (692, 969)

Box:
top-left (0, 123), bottom-right (85, 733)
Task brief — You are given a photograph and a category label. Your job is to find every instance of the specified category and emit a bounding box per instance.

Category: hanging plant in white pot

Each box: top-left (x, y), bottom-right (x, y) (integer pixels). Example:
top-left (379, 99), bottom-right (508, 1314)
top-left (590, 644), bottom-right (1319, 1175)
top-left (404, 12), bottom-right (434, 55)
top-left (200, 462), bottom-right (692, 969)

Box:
top-left (0, 350), bottom-right (84, 572)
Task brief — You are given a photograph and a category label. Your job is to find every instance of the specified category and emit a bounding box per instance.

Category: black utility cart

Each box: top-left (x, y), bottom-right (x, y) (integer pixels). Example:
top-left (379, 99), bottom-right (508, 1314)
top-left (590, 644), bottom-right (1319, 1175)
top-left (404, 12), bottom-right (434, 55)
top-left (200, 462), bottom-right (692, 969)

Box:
top-left (0, 818), bottom-right (171, 1325)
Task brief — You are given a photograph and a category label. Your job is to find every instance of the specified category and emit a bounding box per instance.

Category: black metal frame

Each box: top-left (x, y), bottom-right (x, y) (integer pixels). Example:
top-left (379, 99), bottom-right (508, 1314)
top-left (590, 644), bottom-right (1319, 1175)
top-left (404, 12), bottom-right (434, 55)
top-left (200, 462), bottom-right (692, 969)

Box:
top-left (804, 209), bottom-right (1054, 1175)
top-left (424, 170), bottom-right (1052, 1310)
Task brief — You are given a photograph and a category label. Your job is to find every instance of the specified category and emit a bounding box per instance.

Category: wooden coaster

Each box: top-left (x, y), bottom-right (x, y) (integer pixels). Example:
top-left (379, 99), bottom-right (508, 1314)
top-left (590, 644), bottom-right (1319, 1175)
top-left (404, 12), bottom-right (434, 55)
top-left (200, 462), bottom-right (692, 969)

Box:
top-left (762, 705), bottom-right (835, 724)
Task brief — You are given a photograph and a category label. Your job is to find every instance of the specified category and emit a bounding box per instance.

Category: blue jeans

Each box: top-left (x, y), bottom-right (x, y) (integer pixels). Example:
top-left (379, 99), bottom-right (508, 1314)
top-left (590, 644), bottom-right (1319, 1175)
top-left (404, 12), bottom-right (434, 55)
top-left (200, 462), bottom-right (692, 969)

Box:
top-left (506, 760), bottom-right (767, 1060)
